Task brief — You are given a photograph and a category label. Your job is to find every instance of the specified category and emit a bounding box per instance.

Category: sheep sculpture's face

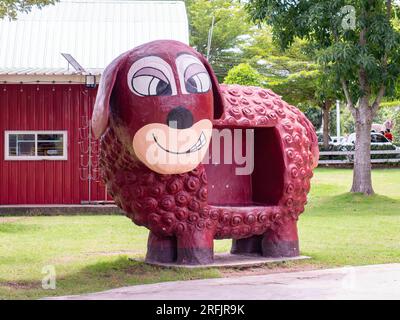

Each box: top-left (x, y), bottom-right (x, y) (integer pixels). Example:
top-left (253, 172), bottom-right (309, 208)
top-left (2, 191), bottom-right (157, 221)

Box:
top-left (92, 40), bottom-right (218, 174)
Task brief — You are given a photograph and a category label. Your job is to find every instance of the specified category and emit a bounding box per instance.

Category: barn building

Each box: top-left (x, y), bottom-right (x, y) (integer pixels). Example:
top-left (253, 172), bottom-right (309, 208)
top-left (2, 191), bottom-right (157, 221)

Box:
top-left (0, 0), bottom-right (189, 206)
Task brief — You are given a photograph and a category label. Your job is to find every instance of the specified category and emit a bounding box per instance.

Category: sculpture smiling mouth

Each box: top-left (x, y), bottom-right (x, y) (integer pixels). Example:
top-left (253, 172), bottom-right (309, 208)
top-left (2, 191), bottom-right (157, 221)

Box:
top-left (152, 132), bottom-right (207, 154)
top-left (132, 119), bottom-right (213, 174)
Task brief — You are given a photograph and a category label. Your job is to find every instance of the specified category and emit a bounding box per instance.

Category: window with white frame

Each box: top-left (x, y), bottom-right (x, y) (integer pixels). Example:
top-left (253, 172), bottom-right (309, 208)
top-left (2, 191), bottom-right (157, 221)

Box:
top-left (5, 131), bottom-right (68, 160)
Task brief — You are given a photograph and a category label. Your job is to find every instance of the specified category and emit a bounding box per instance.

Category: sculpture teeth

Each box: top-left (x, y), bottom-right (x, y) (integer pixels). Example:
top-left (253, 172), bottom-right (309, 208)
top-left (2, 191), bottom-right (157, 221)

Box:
top-left (189, 132), bottom-right (206, 152)
top-left (200, 132), bottom-right (206, 144)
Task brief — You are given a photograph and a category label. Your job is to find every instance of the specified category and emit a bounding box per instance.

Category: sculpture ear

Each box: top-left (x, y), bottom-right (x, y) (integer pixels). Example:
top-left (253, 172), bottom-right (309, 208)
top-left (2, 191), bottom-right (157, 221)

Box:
top-left (196, 53), bottom-right (224, 119)
top-left (92, 53), bottom-right (128, 139)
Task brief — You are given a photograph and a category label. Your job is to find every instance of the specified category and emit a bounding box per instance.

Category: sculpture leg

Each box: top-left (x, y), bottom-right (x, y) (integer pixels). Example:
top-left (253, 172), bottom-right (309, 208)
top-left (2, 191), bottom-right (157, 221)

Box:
top-left (261, 220), bottom-right (299, 257)
top-left (176, 230), bottom-right (214, 265)
top-left (145, 231), bottom-right (177, 264)
top-left (231, 235), bottom-right (262, 255)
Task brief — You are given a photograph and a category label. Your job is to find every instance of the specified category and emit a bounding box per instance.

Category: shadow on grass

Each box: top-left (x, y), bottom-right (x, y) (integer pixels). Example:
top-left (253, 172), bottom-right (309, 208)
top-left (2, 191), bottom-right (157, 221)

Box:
top-left (3, 256), bottom-right (221, 299)
top-left (309, 192), bottom-right (400, 216)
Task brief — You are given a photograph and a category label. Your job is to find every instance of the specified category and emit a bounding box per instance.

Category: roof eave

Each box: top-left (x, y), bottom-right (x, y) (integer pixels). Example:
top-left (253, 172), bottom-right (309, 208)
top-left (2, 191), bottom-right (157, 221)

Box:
top-left (0, 73), bottom-right (102, 84)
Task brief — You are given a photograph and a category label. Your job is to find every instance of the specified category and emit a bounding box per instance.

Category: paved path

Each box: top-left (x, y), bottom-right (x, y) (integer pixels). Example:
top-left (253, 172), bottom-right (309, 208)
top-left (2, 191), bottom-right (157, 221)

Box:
top-left (49, 264), bottom-right (400, 300)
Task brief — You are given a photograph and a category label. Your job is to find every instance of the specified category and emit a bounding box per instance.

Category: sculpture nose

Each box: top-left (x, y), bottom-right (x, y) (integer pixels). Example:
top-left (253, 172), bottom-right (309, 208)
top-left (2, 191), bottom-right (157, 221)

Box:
top-left (166, 106), bottom-right (194, 129)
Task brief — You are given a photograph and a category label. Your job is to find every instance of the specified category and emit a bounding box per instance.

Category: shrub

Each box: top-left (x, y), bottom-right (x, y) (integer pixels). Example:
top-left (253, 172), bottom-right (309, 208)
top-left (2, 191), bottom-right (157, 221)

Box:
top-left (223, 63), bottom-right (264, 87)
top-left (318, 143), bottom-right (351, 161)
top-left (370, 143), bottom-right (398, 159)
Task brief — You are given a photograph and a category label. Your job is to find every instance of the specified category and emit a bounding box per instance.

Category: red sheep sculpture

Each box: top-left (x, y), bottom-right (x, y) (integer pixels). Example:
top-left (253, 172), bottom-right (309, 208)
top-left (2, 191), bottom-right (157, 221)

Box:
top-left (92, 40), bottom-right (319, 265)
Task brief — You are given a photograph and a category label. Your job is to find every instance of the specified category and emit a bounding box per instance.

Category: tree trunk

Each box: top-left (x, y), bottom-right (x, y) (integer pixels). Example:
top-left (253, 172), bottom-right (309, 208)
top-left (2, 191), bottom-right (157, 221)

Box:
top-left (322, 101), bottom-right (332, 149)
top-left (351, 101), bottom-right (374, 195)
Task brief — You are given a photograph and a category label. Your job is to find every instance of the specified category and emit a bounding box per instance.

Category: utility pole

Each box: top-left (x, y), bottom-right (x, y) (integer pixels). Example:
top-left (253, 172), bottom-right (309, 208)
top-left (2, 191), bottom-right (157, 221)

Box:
top-left (336, 100), bottom-right (341, 139)
top-left (206, 16), bottom-right (215, 61)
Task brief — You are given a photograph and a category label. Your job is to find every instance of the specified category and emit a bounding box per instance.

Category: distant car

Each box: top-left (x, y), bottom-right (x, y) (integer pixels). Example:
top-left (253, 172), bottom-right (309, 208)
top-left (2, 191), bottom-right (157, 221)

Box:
top-left (317, 132), bottom-right (332, 144)
top-left (318, 131), bottom-right (399, 163)
top-left (344, 132), bottom-right (399, 161)
top-left (331, 136), bottom-right (347, 144)
top-left (317, 132), bottom-right (350, 163)
top-left (317, 132), bottom-right (347, 148)
top-left (346, 132), bottom-right (393, 145)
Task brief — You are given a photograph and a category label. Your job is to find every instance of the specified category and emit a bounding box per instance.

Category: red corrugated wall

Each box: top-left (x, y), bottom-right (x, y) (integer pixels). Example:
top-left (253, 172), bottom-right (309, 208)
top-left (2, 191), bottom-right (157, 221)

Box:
top-left (0, 84), bottom-right (109, 204)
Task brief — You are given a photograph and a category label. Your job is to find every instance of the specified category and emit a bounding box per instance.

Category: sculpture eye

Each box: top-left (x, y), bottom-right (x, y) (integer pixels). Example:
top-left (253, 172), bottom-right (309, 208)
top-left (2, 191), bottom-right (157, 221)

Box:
top-left (185, 64), bottom-right (211, 94)
top-left (176, 54), bottom-right (211, 95)
top-left (127, 57), bottom-right (177, 97)
top-left (131, 67), bottom-right (172, 96)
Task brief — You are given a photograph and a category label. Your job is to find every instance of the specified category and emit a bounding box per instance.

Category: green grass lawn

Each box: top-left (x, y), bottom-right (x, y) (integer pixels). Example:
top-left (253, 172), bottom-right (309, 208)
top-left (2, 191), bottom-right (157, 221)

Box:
top-left (1, 168), bottom-right (400, 299)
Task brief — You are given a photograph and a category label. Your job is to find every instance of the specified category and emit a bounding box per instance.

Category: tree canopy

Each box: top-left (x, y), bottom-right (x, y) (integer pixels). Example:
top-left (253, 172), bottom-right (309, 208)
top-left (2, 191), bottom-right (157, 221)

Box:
top-left (0, 0), bottom-right (56, 19)
top-left (237, 25), bottom-right (341, 145)
top-left (246, 0), bottom-right (400, 195)
top-left (185, 0), bottom-right (252, 81)
top-left (247, 0), bottom-right (400, 109)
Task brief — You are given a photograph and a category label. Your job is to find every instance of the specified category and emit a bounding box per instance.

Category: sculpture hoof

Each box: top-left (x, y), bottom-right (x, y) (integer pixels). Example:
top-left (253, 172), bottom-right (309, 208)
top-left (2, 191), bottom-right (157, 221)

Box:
top-left (145, 248), bottom-right (177, 264)
top-left (145, 233), bottom-right (177, 263)
top-left (261, 239), bottom-right (299, 257)
top-left (176, 248), bottom-right (214, 265)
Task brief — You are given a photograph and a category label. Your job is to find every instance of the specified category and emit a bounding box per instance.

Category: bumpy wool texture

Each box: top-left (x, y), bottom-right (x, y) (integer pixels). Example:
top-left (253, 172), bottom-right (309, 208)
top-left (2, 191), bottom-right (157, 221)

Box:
top-left (99, 85), bottom-right (319, 240)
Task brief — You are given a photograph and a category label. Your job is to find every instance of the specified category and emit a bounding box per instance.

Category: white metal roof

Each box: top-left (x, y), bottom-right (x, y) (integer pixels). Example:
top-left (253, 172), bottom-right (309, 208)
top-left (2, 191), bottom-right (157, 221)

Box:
top-left (0, 0), bottom-right (189, 73)
top-left (0, 67), bottom-right (102, 76)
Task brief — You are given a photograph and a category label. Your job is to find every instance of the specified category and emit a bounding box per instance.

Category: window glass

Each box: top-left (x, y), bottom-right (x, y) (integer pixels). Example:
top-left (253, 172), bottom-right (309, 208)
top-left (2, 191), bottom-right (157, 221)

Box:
top-left (37, 134), bottom-right (64, 156)
top-left (9, 134), bottom-right (35, 156)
